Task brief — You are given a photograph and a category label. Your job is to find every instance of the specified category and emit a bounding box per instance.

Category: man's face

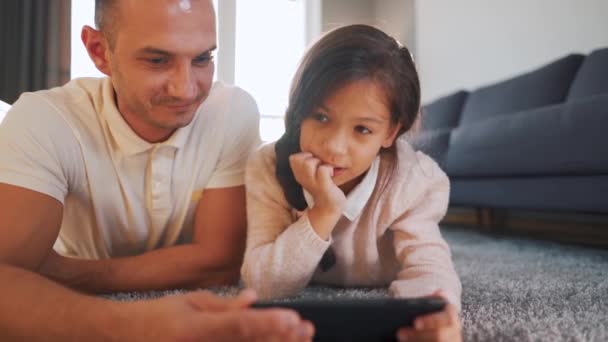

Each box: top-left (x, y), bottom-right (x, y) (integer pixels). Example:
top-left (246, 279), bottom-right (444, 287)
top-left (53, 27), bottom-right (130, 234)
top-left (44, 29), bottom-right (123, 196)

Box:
top-left (105, 0), bottom-right (216, 142)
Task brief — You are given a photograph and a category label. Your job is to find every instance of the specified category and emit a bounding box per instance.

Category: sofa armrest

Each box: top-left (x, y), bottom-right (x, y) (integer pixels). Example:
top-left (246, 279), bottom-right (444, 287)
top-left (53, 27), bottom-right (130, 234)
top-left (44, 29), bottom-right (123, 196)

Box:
top-left (410, 128), bottom-right (452, 169)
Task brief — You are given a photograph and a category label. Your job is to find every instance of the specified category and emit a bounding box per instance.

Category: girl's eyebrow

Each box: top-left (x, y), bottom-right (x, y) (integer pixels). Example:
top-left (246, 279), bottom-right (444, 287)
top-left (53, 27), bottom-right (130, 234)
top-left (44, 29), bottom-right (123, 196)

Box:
top-left (355, 116), bottom-right (386, 124)
top-left (317, 104), bottom-right (386, 124)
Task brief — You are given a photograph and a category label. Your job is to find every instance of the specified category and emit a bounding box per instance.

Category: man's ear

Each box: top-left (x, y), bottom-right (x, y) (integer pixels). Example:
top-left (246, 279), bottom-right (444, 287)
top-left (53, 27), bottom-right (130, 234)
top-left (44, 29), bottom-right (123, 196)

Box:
top-left (382, 122), bottom-right (402, 148)
top-left (81, 25), bottom-right (112, 76)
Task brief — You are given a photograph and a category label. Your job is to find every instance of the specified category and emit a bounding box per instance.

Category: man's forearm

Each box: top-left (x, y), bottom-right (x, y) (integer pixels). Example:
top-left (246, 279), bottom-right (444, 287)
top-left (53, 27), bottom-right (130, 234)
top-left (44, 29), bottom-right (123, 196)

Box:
top-left (42, 244), bottom-right (241, 293)
top-left (0, 263), bottom-right (135, 342)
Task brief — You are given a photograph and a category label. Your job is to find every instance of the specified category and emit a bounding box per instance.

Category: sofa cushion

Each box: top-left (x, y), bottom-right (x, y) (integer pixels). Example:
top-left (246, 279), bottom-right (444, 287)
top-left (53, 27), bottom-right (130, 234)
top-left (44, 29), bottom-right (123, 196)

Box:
top-left (567, 47), bottom-right (608, 101)
top-left (421, 90), bottom-right (468, 130)
top-left (459, 54), bottom-right (584, 125)
top-left (446, 93), bottom-right (608, 177)
top-left (410, 128), bottom-right (451, 169)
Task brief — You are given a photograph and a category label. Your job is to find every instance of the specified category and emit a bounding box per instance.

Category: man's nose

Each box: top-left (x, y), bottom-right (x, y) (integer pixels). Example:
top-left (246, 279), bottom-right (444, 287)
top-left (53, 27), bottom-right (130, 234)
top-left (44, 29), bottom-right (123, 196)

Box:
top-left (167, 64), bottom-right (197, 99)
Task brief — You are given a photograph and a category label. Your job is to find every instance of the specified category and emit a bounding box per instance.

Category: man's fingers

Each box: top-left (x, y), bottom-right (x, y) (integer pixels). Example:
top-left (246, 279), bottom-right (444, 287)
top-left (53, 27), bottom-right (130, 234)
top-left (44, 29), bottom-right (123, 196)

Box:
top-left (228, 288), bottom-right (258, 309)
top-left (204, 309), bottom-right (314, 341)
top-left (184, 289), bottom-right (260, 312)
top-left (183, 290), bottom-right (241, 312)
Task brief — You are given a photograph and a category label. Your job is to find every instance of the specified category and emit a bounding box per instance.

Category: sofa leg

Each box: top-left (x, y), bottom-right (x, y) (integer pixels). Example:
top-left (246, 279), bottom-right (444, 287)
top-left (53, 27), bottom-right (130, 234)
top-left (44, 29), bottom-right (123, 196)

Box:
top-left (476, 208), bottom-right (494, 229)
top-left (492, 209), bottom-right (508, 229)
top-left (476, 208), bottom-right (508, 230)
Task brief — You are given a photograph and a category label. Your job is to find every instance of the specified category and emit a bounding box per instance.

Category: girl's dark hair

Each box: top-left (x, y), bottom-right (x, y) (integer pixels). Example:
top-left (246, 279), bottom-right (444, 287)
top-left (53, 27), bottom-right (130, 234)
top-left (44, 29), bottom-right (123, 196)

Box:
top-left (276, 24), bottom-right (421, 211)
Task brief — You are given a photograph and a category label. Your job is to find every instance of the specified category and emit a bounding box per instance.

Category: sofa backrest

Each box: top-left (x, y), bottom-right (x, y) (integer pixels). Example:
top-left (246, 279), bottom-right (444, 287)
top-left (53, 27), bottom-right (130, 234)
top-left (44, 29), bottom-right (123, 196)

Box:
top-left (458, 54), bottom-right (584, 125)
top-left (421, 90), bottom-right (468, 131)
top-left (567, 47), bottom-right (608, 101)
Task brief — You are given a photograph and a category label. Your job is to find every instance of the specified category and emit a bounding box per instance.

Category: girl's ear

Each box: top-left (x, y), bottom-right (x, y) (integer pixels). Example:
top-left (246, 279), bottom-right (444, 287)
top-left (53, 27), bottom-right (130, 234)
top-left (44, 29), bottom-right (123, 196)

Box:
top-left (381, 123), bottom-right (402, 148)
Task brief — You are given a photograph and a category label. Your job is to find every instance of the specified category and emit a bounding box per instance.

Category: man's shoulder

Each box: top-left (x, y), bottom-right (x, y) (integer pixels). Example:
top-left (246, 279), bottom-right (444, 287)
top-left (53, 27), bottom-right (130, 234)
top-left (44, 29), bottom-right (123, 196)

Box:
top-left (13, 77), bottom-right (105, 121)
top-left (202, 82), bottom-right (259, 120)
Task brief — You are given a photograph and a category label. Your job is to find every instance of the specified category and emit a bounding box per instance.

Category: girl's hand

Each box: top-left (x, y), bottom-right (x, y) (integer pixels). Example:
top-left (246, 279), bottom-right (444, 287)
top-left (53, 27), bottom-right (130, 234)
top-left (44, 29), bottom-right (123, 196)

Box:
top-left (396, 291), bottom-right (462, 342)
top-left (289, 152), bottom-right (346, 239)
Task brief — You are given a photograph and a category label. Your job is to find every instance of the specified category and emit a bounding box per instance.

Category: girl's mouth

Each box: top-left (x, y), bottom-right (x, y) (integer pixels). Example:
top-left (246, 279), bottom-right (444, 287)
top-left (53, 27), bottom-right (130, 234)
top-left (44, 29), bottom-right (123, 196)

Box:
top-left (333, 167), bottom-right (346, 177)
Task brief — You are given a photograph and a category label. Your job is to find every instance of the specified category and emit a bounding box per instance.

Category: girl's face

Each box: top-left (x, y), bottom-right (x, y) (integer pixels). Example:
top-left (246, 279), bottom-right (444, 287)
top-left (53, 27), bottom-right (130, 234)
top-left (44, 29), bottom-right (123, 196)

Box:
top-left (299, 80), bottom-right (401, 194)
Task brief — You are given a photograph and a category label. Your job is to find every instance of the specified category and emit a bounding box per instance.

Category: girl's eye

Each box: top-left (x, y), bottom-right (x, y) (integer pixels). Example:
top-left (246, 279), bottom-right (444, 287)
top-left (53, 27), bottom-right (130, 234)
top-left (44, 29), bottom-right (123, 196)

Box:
top-left (356, 125), bottom-right (372, 134)
top-left (313, 113), bottom-right (329, 123)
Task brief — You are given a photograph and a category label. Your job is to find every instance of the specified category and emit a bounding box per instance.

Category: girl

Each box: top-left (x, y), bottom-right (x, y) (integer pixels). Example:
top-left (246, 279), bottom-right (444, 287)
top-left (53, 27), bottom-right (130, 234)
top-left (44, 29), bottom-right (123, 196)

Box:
top-left (242, 24), bottom-right (461, 341)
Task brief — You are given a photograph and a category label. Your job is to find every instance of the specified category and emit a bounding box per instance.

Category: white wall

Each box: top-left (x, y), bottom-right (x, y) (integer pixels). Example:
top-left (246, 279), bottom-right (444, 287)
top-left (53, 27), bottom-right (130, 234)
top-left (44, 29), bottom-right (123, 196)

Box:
top-left (322, 0), bottom-right (374, 31)
top-left (415, 0), bottom-right (608, 103)
top-left (321, 0), bottom-right (415, 48)
top-left (373, 0), bottom-right (415, 49)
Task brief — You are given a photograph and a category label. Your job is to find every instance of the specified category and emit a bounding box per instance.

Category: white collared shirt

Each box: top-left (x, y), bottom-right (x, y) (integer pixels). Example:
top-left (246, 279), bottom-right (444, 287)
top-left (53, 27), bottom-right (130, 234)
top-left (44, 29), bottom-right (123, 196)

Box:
top-left (303, 157), bottom-right (380, 221)
top-left (0, 78), bottom-right (261, 258)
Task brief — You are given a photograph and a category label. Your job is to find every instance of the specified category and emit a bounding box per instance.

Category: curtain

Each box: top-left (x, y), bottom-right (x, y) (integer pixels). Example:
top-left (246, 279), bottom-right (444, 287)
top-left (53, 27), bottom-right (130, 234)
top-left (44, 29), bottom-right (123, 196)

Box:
top-left (0, 0), bottom-right (71, 104)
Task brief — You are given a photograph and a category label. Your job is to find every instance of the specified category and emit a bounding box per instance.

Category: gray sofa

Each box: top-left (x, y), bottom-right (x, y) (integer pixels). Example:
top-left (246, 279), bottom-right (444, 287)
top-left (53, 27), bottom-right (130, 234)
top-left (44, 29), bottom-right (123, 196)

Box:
top-left (414, 47), bottom-right (608, 214)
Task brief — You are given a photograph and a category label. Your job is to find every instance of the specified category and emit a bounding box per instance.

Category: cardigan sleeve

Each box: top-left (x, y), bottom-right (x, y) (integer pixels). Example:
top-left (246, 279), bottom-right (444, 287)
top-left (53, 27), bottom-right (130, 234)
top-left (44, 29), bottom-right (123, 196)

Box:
top-left (240, 145), bottom-right (331, 299)
top-left (388, 153), bottom-right (462, 311)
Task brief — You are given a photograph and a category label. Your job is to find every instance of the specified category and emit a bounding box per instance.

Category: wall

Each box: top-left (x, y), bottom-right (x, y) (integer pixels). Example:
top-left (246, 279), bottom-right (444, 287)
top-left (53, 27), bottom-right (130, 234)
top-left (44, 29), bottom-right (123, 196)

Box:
top-left (321, 0), bottom-right (415, 48)
top-left (373, 0), bottom-right (415, 49)
top-left (415, 0), bottom-right (608, 103)
top-left (322, 0), bottom-right (374, 32)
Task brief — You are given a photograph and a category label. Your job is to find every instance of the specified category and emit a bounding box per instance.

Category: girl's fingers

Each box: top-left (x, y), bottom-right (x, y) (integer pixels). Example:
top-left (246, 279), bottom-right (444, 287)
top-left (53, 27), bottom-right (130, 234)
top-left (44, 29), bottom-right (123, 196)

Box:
top-left (397, 325), bottom-right (461, 342)
top-left (413, 309), bottom-right (451, 330)
top-left (316, 164), bottom-right (334, 186)
top-left (413, 303), bottom-right (459, 330)
top-left (430, 289), bottom-right (449, 301)
top-left (290, 154), bottom-right (320, 186)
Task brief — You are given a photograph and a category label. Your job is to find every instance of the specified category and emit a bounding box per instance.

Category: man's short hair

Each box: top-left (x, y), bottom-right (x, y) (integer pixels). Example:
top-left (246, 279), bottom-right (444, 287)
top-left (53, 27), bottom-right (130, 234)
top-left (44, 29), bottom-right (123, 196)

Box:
top-left (94, 0), bottom-right (118, 48)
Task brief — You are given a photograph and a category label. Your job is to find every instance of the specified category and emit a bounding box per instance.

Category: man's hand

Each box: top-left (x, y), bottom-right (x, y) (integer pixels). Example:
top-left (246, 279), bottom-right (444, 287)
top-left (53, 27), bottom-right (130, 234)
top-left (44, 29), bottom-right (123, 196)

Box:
top-left (134, 289), bottom-right (315, 342)
top-left (395, 291), bottom-right (462, 342)
top-left (289, 152), bottom-right (346, 240)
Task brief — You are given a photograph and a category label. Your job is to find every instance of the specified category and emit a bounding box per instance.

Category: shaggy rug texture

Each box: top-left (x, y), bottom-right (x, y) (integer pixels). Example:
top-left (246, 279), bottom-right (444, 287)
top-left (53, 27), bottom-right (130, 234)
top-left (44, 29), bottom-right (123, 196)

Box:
top-left (107, 226), bottom-right (608, 341)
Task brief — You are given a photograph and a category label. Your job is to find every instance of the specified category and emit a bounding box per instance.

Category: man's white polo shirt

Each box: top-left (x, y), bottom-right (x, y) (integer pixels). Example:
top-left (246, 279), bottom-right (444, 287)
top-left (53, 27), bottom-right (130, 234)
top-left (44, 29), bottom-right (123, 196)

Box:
top-left (0, 78), bottom-right (261, 259)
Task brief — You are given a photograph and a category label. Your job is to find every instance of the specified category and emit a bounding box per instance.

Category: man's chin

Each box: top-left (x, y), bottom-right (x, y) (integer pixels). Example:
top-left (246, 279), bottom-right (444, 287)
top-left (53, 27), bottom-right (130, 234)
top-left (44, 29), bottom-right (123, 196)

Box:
top-left (168, 108), bottom-right (198, 125)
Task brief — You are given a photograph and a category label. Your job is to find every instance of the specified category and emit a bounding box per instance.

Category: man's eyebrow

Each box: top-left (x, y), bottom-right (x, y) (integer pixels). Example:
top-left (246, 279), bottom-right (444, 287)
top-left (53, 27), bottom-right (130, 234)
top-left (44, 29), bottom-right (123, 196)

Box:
top-left (136, 45), bottom-right (218, 56)
top-left (137, 47), bottom-right (171, 55)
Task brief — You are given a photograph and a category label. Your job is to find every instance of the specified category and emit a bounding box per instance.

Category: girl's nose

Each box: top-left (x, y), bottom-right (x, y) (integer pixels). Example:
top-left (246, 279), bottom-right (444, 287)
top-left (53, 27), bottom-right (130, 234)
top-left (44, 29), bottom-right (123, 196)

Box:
top-left (323, 132), bottom-right (348, 159)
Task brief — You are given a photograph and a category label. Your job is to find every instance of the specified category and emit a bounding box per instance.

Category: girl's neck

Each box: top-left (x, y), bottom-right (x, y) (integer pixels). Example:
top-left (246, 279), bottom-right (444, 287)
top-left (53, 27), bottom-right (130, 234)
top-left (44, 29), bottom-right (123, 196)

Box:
top-left (339, 171), bottom-right (367, 195)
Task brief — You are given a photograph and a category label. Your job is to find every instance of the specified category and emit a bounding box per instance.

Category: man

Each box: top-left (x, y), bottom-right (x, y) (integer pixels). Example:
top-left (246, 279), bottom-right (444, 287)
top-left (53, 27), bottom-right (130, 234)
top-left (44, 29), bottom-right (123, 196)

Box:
top-left (0, 0), bottom-right (313, 340)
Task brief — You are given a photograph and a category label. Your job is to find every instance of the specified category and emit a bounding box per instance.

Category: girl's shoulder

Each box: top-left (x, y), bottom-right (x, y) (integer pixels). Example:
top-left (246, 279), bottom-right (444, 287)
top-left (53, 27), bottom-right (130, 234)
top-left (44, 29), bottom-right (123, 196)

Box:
top-left (378, 138), bottom-right (449, 200)
top-left (247, 142), bottom-right (278, 171)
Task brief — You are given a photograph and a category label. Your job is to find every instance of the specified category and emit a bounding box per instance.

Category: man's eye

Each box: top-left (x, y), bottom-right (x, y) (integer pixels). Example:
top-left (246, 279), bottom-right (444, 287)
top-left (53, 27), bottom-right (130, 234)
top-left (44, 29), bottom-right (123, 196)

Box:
top-left (194, 53), bottom-right (214, 65)
top-left (148, 57), bottom-right (168, 65)
top-left (355, 125), bottom-right (372, 134)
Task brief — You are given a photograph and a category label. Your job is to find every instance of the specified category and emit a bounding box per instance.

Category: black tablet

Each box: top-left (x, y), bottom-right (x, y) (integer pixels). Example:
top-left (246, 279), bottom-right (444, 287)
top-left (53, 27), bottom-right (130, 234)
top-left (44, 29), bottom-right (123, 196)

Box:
top-left (252, 297), bottom-right (446, 342)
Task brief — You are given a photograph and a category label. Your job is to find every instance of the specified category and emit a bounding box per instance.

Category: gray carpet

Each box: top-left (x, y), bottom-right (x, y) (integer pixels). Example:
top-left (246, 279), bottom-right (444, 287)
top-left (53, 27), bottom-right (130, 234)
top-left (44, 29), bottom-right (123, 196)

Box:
top-left (108, 226), bottom-right (608, 341)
